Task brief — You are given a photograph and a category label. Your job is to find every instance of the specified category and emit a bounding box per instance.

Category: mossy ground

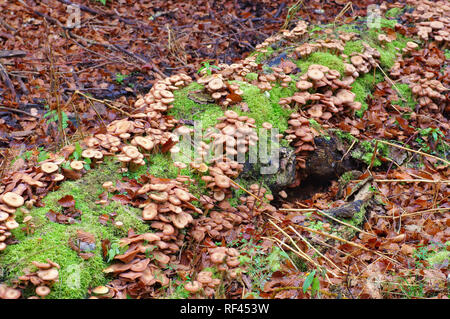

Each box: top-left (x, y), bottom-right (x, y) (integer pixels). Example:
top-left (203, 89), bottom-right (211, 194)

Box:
top-left (0, 159), bottom-right (149, 299)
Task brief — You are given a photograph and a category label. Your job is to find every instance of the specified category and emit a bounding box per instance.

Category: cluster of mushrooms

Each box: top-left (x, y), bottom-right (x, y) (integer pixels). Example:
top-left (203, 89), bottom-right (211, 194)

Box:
top-left (284, 113), bottom-right (316, 171)
top-left (293, 38), bottom-right (346, 59)
top-left (197, 74), bottom-right (244, 107)
top-left (12, 260), bottom-right (60, 299)
top-left (216, 55), bottom-right (259, 81)
top-left (279, 64), bottom-right (362, 115)
top-left (390, 47), bottom-right (448, 114)
top-left (405, 0), bottom-right (450, 43)
top-left (185, 248), bottom-right (244, 297)
top-left (191, 184), bottom-right (275, 242)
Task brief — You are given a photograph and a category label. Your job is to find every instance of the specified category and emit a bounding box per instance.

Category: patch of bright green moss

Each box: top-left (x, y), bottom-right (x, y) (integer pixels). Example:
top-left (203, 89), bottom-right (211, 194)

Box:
top-left (295, 51), bottom-right (345, 76)
top-left (245, 72), bottom-right (258, 81)
top-left (391, 83), bottom-right (416, 110)
top-left (351, 71), bottom-right (385, 117)
top-left (0, 160), bottom-right (150, 299)
top-left (343, 40), bottom-right (364, 55)
top-left (426, 243), bottom-right (450, 266)
top-left (234, 81), bottom-right (292, 133)
top-left (170, 82), bottom-right (224, 129)
top-left (385, 7), bottom-right (402, 18)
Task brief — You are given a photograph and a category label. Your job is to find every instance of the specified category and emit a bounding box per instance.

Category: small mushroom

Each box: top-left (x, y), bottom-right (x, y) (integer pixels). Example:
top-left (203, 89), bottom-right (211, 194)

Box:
top-left (35, 286), bottom-right (51, 298)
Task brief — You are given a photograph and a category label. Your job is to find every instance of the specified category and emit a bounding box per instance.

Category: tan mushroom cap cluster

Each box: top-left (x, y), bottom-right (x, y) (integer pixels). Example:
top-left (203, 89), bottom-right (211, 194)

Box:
top-left (207, 246), bottom-right (243, 272)
top-left (217, 55), bottom-right (258, 81)
top-left (17, 259), bottom-right (60, 296)
top-left (281, 20), bottom-right (309, 40)
top-left (293, 38), bottom-right (345, 59)
top-left (0, 191), bottom-right (24, 250)
top-left (348, 43), bottom-right (380, 75)
top-left (257, 65), bottom-right (294, 91)
top-left (197, 74), bottom-right (243, 107)
top-left (235, 183), bottom-right (276, 217)
top-left (207, 110), bottom-right (258, 165)
top-left (191, 209), bottom-right (244, 241)
top-left (390, 53), bottom-right (447, 113)
top-left (406, 1), bottom-right (450, 42)
top-left (284, 113), bottom-right (316, 170)
top-left (135, 178), bottom-right (200, 253)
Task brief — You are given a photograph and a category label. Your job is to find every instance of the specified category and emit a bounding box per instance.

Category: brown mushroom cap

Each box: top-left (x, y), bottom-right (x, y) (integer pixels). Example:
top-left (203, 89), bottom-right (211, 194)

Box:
top-left (52, 174), bottom-right (65, 182)
top-left (307, 69), bottom-right (324, 81)
top-left (143, 203), bottom-right (158, 221)
top-left (214, 175), bottom-right (230, 189)
top-left (37, 268), bottom-right (59, 281)
top-left (170, 212), bottom-right (192, 228)
top-left (3, 287), bottom-right (21, 299)
top-left (133, 136), bottom-right (154, 151)
top-left (197, 271), bottom-right (213, 284)
top-left (35, 286), bottom-right (51, 297)
top-left (2, 192), bottom-right (24, 208)
top-left (70, 160), bottom-right (85, 171)
top-left (224, 110), bottom-right (238, 119)
top-left (92, 286), bottom-right (110, 296)
top-left (123, 146), bottom-right (141, 159)
top-left (185, 280), bottom-right (202, 293)
top-left (41, 162), bottom-right (59, 174)
top-left (208, 78), bottom-right (224, 91)
top-left (210, 252), bottom-right (227, 264)
top-left (174, 189), bottom-right (190, 202)
top-left (296, 80), bottom-right (313, 90)
top-left (32, 261), bottom-right (52, 269)
top-left (350, 55), bottom-right (364, 66)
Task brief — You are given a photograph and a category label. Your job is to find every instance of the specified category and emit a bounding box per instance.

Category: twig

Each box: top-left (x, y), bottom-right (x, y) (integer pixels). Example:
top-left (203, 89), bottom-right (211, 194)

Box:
top-left (228, 178), bottom-right (262, 202)
top-left (0, 62), bottom-right (17, 101)
top-left (288, 225), bottom-right (345, 274)
top-left (73, 90), bottom-right (132, 117)
top-left (340, 138), bottom-right (357, 161)
top-left (0, 106), bottom-right (39, 118)
top-left (377, 207), bottom-right (449, 219)
top-left (374, 179), bottom-right (449, 184)
top-left (377, 139), bottom-right (450, 166)
top-left (293, 224), bottom-right (401, 265)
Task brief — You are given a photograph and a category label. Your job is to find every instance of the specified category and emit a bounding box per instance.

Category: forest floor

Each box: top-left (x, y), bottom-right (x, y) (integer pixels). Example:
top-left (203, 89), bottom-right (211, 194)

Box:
top-left (0, 0), bottom-right (448, 300)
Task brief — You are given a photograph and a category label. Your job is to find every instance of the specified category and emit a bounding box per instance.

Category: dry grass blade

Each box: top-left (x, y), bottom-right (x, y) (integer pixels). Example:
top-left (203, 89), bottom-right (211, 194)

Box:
top-left (293, 224), bottom-right (401, 265)
top-left (288, 225), bottom-right (346, 275)
top-left (377, 140), bottom-right (450, 166)
top-left (267, 219), bottom-right (337, 279)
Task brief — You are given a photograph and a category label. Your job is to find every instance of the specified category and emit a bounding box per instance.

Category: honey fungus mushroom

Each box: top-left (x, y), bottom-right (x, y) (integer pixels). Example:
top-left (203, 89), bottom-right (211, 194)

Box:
top-left (41, 162), bottom-right (59, 174)
top-left (2, 192), bottom-right (24, 208)
top-left (35, 286), bottom-right (51, 298)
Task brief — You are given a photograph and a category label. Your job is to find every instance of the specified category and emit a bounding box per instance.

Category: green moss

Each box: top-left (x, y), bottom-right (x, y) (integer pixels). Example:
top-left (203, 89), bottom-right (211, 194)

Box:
top-left (343, 40), bottom-right (364, 55)
top-left (0, 160), bottom-right (151, 299)
top-left (391, 83), bottom-right (416, 110)
top-left (295, 51), bottom-right (345, 76)
top-left (245, 72), bottom-right (258, 81)
top-left (351, 71), bottom-right (384, 117)
top-left (445, 49), bottom-right (450, 60)
top-left (170, 82), bottom-right (224, 129)
top-left (335, 129), bottom-right (357, 144)
top-left (426, 243), bottom-right (450, 266)
top-left (351, 139), bottom-right (389, 167)
top-left (385, 7), bottom-right (402, 18)
top-left (235, 81), bottom-right (292, 133)
top-left (253, 46), bottom-right (275, 64)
